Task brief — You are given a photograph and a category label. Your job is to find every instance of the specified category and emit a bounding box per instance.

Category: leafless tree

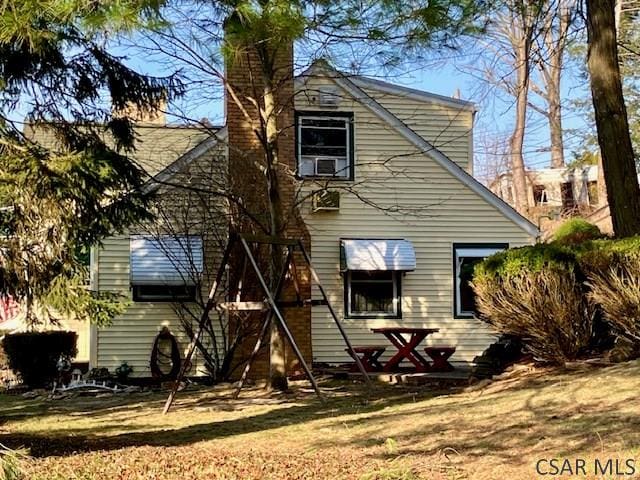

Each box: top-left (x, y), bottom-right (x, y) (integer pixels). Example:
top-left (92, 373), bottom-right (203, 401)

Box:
top-left (133, 142), bottom-right (266, 381)
top-left (117, 1), bottom-right (480, 389)
top-left (530, 0), bottom-right (577, 168)
top-left (465, 1), bottom-right (577, 213)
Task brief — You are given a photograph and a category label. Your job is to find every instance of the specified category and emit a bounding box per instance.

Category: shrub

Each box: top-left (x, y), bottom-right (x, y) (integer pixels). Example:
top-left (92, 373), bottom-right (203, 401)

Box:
top-left (577, 236), bottom-right (640, 273)
top-left (583, 238), bottom-right (640, 344)
top-left (1, 331), bottom-right (77, 387)
top-left (473, 244), bottom-right (595, 363)
top-left (552, 218), bottom-right (604, 246)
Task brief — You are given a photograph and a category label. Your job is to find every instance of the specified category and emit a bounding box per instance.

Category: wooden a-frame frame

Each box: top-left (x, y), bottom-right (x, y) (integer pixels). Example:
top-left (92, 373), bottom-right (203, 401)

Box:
top-left (162, 234), bottom-right (371, 414)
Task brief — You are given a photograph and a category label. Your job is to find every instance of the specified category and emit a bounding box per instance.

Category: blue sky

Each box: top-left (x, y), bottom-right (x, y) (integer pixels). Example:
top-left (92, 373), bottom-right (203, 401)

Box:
top-left (117, 33), bottom-right (595, 178)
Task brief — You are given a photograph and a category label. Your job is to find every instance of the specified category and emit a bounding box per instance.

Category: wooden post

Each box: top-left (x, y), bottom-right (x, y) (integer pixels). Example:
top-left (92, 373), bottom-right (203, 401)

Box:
top-left (240, 237), bottom-right (324, 400)
top-left (162, 236), bottom-right (235, 414)
top-left (297, 241), bottom-right (372, 387)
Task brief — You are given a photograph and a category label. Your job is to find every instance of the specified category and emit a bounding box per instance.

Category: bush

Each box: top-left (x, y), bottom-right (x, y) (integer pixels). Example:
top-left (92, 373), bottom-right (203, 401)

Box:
top-left (473, 244), bottom-right (595, 363)
top-left (2, 331), bottom-right (77, 387)
top-left (552, 218), bottom-right (604, 246)
top-left (0, 445), bottom-right (27, 480)
top-left (582, 237), bottom-right (640, 344)
top-left (577, 236), bottom-right (640, 272)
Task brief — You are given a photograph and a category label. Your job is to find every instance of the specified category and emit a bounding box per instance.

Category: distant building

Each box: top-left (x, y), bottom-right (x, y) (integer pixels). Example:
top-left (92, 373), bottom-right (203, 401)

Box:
top-left (489, 165), bottom-right (604, 233)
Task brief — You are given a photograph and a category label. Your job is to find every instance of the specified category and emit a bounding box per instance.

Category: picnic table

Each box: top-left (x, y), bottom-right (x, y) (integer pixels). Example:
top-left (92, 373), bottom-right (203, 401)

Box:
top-left (371, 327), bottom-right (439, 372)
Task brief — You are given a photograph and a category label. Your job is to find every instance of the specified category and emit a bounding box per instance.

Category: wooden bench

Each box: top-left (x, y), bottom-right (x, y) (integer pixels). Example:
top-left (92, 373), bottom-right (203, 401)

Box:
top-left (346, 346), bottom-right (387, 372)
top-left (424, 346), bottom-right (456, 372)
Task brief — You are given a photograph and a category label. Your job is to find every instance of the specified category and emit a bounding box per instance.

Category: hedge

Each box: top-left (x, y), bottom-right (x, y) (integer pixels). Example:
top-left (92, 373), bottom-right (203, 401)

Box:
top-left (473, 236), bottom-right (640, 363)
top-left (2, 331), bottom-right (77, 387)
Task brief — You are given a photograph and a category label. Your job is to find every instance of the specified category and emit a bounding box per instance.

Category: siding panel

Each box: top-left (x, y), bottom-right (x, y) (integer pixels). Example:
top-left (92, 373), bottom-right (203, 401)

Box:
top-left (296, 77), bottom-right (533, 365)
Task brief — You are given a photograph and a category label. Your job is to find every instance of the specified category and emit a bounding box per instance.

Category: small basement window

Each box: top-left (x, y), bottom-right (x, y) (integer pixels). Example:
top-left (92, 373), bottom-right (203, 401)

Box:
top-left (346, 271), bottom-right (400, 318)
top-left (297, 113), bottom-right (353, 179)
top-left (454, 244), bottom-right (507, 318)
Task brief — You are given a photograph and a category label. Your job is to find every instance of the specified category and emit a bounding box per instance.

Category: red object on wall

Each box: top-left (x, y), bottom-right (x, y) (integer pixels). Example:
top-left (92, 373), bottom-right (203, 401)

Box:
top-left (0, 295), bottom-right (19, 324)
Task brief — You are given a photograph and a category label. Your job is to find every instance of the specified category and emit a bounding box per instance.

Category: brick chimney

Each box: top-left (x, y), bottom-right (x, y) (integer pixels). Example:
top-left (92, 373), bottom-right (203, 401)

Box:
top-left (225, 34), bottom-right (312, 378)
top-left (113, 100), bottom-right (167, 125)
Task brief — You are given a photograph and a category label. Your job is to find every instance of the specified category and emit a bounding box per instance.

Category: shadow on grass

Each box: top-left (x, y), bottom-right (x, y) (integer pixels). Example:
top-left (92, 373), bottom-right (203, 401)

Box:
top-left (0, 382), bottom-right (451, 458)
top-left (4, 362), bottom-right (639, 466)
top-left (310, 366), bottom-right (640, 466)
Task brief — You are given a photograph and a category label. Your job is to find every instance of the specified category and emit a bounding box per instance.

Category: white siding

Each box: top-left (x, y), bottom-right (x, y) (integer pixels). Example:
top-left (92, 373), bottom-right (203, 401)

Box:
top-left (95, 235), bottom-right (219, 376)
top-left (296, 77), bottom-right (533, 365)
top-left (360, 87), bottom-right (473, 172)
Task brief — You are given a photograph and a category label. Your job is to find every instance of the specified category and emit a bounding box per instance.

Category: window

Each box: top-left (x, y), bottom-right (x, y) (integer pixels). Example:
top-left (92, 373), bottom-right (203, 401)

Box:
top-left (561, 182), bottom-right (575, 210)
top-left (297, 113), bottom-right (353, 179)
top-left (346, 271), bottom-right (400, 318)
top-left (587, 181), bottom-right (599, 206)
top-left (454, 244), bottom-right (507, 317)
top-left (130, 235), bottom-right (203, 303)
top-left (533, 185), bottom-right (548, 205)
top-left (132, 285), bottom-right (197, 302)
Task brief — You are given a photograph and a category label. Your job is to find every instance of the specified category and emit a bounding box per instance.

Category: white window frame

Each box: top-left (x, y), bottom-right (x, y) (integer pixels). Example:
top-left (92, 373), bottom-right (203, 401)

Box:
top-left (454, 246), bottom-right (506, 317)
top-left (346, 271), bottom-right (400, 318)
top-left (297, 114), bottom-right (352, 179)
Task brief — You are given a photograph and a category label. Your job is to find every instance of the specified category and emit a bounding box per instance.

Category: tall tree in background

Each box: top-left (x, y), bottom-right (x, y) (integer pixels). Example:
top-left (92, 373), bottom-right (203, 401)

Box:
top-left (469, 1), bottom-right (545, 214)
top-left (0, 1), bottom-right (181, 324)
top-left (586, 0), bottom-right (640, 236)
top-left (531, 0), bottom-right (576, 168)
top-left (503, 1), bottom-right (544, 213)
top-left (470, 0), bottom-right (578, 213)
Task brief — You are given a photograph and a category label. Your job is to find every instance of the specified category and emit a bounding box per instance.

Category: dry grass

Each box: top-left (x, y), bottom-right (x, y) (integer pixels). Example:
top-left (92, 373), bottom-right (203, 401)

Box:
top-left (1, 361), bottom-right (640, 479)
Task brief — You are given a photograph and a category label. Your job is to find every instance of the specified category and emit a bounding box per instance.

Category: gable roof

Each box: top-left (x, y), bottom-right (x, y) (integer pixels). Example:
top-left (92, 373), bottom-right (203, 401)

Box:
top-left (126, 125), bottom-right (213, 177)
top-left (299, 64), bottom-right (538, 237)
top-left (143, 127), bottom-right (226, 193)
top-left (26, 123), bottom-right (213, 178)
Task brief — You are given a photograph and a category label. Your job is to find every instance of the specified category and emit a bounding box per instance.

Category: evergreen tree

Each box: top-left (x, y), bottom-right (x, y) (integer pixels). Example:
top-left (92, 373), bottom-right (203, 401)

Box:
top-left (0, 1), bottom-right (182, 325)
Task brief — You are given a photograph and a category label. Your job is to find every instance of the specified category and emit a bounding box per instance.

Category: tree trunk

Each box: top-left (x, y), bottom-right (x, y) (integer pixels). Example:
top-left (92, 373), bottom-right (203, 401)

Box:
top-left (548, 98), bottom-right (564, 167)
top-left (586, 0), bottom-right (640, 237)
top-left (547, 68), bottom-right (565, 168)
top-left (510, 39), bottom-right (532, 214)
top-left (262, 68), bottom-right (288, 391)
top-left (543, 1), bottom-right (571, 169)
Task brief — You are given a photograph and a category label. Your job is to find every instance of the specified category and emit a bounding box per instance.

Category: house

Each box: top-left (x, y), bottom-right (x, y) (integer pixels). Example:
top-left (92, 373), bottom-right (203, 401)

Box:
top-left (32, 59), bottom-right (539, 377)
top-left (23, 121), bottom-right (214, 371)
top-left (489, 165), bottom-right (602, 213)
top-left (489, 165), bottom-right (604, 232)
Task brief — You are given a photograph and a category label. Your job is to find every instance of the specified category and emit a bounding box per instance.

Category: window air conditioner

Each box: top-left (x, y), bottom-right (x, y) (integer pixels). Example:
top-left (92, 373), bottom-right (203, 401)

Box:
top-left (315, 157), bottom-right (338, 176)
top-left (312, 190), bottom-right (340, 212)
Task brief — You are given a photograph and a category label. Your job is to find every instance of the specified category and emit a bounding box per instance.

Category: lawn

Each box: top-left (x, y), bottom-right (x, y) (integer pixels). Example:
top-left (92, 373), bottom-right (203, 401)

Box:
top-left (1, 361), bottom-right (640, 479)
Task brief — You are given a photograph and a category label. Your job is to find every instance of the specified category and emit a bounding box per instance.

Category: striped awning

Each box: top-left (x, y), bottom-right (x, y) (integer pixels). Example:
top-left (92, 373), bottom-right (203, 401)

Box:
top-left (340, 239), bottom-right (416, 271)
top-left (130, 236), bottom-right (203, 285)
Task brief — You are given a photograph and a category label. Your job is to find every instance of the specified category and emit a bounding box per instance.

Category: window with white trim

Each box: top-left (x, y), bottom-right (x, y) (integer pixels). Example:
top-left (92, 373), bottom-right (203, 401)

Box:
top-left (297, 114), bottom-right (353, 179)
top-left (454, 244), bottom-right (507, 317)
top-left (346, 271), bottom-right (400, 318)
